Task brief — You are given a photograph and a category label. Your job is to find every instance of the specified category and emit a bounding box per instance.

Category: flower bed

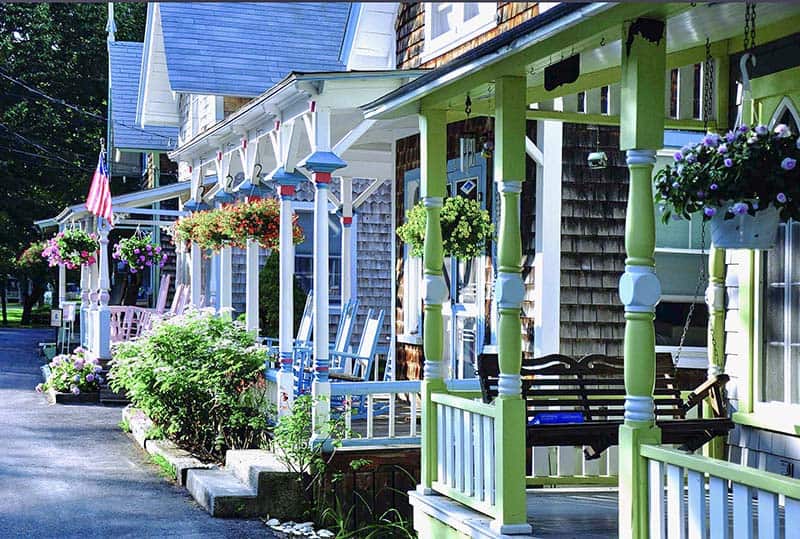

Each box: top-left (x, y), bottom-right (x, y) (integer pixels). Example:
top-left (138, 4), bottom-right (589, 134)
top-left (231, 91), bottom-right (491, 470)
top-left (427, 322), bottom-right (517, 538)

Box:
top-left (42, 229), bottom-right (99, 269)
top-left (37, 347), bottom-right (103, 404)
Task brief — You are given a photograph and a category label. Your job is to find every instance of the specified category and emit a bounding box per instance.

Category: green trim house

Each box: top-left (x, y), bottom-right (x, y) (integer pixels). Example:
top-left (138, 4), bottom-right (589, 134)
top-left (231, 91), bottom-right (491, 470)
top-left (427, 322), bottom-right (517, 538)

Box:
top-left (363, 3), bottom-right (800, 537)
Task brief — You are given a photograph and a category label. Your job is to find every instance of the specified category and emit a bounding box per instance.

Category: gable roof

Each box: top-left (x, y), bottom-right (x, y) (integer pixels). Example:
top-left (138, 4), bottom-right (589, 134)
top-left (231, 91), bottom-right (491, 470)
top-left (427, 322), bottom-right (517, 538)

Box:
top-left (109, 41), bottom-right (178, 151)
top-left (155, 2), bottom-right (352, 97)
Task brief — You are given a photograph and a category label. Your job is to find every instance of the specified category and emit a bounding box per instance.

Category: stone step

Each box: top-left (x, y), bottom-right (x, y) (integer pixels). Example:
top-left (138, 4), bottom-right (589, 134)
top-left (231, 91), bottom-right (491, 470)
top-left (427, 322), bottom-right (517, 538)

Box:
top-left (99, 387), bottom-right (128, 405)
top-left (186, 468), bottom-right (260, 518)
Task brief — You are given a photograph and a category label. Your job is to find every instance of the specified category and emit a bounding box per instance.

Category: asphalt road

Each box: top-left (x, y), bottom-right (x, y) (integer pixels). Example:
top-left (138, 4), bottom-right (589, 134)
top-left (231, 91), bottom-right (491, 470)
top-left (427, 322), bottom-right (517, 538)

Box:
top-left (0, 327), bottom-right (272, 539)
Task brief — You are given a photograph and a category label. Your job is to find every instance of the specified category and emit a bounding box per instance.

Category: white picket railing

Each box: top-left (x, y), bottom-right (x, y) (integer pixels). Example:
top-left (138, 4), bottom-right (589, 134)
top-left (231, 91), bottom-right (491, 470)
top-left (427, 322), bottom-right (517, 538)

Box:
top-left (527, 445), bottom-right (618, 486)
top-left (431, 392), bottom-right (497, 518)
top-left (643, 444), bottom-right (800, 539)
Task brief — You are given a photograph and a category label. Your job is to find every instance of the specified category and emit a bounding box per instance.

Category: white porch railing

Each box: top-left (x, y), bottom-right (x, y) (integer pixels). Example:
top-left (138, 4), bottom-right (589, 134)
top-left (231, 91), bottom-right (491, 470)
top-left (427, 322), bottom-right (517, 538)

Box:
top-left (643, 444), bottom-right (800, 539)
top-left (528, 445), bottom-right (619, 486)
top-left (431, 392), bottom-right (497, 518)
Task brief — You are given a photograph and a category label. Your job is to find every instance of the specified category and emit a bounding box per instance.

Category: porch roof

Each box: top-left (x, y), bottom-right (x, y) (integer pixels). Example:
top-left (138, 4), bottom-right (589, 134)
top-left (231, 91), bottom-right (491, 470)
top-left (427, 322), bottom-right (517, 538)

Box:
top-left (109, 41), bottom-right (178, 152)
top-left (34, 177), bottom-right (216, 231)
top-left (362, 3), bottom-right (800, 120)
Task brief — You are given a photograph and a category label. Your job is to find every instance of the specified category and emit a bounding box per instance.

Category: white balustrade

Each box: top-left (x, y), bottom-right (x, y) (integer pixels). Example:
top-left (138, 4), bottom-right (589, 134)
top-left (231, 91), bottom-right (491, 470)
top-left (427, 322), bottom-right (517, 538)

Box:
top-left (431, 391), bottom-right (497, 517)
top-left (643, 444), bottom-right (800, 539)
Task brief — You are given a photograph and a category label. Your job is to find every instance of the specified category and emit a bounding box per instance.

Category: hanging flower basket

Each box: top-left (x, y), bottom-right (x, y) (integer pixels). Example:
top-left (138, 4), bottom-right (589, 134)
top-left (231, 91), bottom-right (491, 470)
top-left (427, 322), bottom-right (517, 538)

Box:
top-left (397, 195), bottom-right (494, 260)
top-left (170, 199), bottom-right (303, 251)
top-left (42, 229), bottom-right (99, 269)
top-left (655, 123), bottom-right (800, 250)
top-left (112, 233), bottom-right (167, 274)
top-left (220, 198), bottom-right (304, 249)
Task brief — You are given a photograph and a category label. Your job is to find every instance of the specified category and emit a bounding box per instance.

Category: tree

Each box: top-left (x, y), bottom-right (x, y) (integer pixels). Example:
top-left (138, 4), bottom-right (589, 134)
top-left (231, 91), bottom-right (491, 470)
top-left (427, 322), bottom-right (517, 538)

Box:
top-left (0, 4), bottom-right (145, 263)
top-left (16, 241), bottom-right (55, 325)
top-left (259, 251), bottom-right (307, 339)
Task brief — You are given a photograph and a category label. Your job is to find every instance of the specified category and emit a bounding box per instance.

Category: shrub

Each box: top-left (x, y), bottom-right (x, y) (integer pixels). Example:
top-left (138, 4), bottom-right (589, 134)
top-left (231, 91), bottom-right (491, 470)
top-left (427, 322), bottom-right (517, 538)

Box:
top-left (110, 310), bottom-right (274, 461)
top-left (259, 250), bottom-right (307, 340)
top-left (36, 347), bottom-right (103, 394)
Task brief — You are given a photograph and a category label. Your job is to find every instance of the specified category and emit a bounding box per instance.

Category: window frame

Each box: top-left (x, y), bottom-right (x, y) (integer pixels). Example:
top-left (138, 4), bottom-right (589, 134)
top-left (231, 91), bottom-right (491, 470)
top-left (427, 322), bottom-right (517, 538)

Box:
top-left (422, 2), bottom-right (497, 63)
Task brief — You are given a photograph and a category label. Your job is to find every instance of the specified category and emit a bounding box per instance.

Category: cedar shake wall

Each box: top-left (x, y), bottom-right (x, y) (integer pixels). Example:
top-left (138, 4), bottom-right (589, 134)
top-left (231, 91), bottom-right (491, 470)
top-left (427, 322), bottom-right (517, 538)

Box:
top-left (394, 118), bottom-right (538, 377)
top-left (559, 124), bottom-right (627, 357)
top-left (396, 2), bottom-right (541, 69)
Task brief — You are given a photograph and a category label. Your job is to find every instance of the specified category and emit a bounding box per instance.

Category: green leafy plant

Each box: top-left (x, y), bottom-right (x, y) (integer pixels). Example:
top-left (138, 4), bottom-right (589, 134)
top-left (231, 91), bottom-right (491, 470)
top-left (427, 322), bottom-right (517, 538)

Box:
top-left (112, 232), bottom-right (167, 273)
top-left (397, 195), bottom-right (494, 259)
top-left (150, 453), bottom-right (176, 480)
top-left (118, 418), bottom-right (131, 433)
top-left (36, 346), bottom-right (102, 395)
top-left (110, 310), bottom-right (274, 462)
top-left (655, 124), bottom-right (800, 223)
top-left (259, 250), bottom-right (307, 341)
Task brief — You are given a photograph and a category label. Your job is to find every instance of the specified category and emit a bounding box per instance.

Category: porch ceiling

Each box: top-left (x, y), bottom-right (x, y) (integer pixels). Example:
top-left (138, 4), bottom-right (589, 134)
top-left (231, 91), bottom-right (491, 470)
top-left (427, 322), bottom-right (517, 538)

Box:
top-left (364, 2), bottom-right (800, 118)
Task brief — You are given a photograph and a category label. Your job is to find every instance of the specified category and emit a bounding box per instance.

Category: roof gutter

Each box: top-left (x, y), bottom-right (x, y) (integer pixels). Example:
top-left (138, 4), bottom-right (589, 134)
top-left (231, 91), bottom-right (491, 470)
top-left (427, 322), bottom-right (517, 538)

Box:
top-left (362, 2), bottom-right (607, 118)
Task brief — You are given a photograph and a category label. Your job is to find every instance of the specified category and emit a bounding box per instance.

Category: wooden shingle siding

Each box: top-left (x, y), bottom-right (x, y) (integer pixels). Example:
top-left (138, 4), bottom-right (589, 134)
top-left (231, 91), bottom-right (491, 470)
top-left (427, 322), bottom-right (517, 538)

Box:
top-left (396, 2), bottom-right (541, 69)
top-left (559, 124), bottom-right (626, 358)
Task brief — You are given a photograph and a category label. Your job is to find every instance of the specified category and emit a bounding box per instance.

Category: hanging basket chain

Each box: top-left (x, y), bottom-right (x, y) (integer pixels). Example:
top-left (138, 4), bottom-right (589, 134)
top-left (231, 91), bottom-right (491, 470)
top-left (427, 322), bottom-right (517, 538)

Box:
top-left (675, 220), bottom-right (708, 362)
top-left (703, 38), bottom-right (714, 131)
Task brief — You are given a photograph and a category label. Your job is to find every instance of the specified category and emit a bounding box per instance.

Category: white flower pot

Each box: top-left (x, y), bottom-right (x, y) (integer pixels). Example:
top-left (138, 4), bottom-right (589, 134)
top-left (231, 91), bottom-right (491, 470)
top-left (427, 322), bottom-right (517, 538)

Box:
top-left (710, 204), bottom-right (780, 250)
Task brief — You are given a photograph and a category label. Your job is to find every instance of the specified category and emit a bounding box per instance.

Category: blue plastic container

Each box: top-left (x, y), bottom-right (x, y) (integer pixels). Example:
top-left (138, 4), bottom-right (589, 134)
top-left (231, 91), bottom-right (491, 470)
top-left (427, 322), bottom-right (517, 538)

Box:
top-left (528, 412), bottom-right (585, 425)
top-left (710, 204), bottom-right (780, 250)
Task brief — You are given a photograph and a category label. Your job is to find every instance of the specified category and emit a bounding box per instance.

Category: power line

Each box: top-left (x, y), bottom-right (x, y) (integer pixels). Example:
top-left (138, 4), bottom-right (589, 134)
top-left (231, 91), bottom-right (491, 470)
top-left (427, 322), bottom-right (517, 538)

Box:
top-left (0, 122), bottom-right (91, 170)
top-left (0, 68), bottom-right (176, 145)
top-left (0, 145), bottom-right (93, 173)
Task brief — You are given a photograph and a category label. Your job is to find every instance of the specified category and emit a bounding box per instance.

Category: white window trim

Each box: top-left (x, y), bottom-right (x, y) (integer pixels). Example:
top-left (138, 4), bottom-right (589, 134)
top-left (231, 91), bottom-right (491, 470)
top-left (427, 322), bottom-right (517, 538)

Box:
top-left (421, 2), bottom-right (496, 63)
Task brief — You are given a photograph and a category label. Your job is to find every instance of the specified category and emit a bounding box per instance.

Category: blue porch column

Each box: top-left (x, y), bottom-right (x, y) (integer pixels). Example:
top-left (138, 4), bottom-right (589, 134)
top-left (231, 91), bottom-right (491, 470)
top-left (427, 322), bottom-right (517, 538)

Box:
top-left (300, 120), bottom-right (346, 439)
top-left (270, 166), bottom-right (307, 416)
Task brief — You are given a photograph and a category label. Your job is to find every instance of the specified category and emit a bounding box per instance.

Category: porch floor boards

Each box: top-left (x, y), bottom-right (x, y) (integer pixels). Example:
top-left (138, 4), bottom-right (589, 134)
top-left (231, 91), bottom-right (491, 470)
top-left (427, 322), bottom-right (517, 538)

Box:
top-left (525, 489), bottom-right (618, 538)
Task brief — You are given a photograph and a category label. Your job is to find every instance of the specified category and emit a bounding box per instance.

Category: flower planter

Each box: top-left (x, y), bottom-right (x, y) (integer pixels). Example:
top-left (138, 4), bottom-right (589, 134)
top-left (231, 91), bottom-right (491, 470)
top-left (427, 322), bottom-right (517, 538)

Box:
top-left (710, 204), bottom-right (780, 250)
top-left (46, 387), bottom-right (100, 405)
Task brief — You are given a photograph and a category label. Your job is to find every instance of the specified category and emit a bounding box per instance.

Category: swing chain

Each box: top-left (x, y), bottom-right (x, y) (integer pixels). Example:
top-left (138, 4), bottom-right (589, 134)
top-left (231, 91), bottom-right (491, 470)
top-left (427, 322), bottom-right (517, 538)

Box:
top-left (703, 38), bottom-right (714, 131)
top-left (744, 2), bottom-right (756, 52)
top-left (675, 220), bottom-right (707, 362)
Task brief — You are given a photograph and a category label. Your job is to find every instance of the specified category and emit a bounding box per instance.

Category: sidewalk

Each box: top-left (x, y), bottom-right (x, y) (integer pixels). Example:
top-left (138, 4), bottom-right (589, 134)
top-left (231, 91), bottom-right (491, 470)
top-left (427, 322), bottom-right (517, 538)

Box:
top-left (0, 327), bottom-right (272, 538)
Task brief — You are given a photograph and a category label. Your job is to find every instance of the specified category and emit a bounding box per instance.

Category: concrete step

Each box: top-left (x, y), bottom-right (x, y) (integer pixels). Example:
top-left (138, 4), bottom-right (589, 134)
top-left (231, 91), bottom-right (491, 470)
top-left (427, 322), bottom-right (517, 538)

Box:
top-left (186, 468), bottom-right (260, 518)
top-left (224, 449), bottom-right (305, 519)
top-left (99, 387), bottom-right (128, 405)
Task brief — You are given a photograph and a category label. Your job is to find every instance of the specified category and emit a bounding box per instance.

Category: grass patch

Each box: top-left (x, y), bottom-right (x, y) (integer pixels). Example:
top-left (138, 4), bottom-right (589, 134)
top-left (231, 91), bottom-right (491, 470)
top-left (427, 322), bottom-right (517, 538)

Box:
top-left (118, 418), bottom-right (131, 433)
top-left (150, 453), bottom-right (176, 480)
top-left (145, 424), bottom-right (166, 440)
top-left (1, 305), bottom-right (52, 327)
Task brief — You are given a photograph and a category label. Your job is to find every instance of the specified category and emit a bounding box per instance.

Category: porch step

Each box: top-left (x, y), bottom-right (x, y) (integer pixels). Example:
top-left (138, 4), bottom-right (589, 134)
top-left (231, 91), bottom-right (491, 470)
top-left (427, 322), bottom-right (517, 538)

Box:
top-left (225, 449), bottom-right (305, 518)
top-left (185, 468), bottom-right (260, 518)
top-left (99, 386), bottom-right (128, 405)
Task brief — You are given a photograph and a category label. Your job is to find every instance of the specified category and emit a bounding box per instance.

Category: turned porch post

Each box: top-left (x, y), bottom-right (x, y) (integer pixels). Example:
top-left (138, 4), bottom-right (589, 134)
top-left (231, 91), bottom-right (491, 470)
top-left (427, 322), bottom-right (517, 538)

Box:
top-left (705, 246), bottom-right (726, 458)
top-left (491, 75), bottom-right (531, 535)
top-left (272, 167), bottom-right (306, 416)
top-left (618, 18), bottom-right (666, 539)
top-left (236, 137), bottom-right (265, 334)
top-left (215, 153), bottom-right (234, 318)
top-left (417, 108), bottom-right (448, 493)
top-left (340, 176), bottom-right (354, 306)
top-left (301, 106), bottom-right (347, 440)
top-left (79, 217), bottom-right (91, 348)
top-left (94, 217), bottom-right (112, 360)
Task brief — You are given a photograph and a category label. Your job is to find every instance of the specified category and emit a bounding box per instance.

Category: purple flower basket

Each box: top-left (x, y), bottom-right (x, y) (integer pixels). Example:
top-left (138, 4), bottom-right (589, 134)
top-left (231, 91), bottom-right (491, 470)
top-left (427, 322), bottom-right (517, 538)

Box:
top-left (710, 204), bottom-right (780, 250)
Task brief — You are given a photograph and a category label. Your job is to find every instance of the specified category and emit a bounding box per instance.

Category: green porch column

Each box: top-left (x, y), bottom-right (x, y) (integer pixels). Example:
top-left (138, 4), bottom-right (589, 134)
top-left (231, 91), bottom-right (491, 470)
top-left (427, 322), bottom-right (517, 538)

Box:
top-left (618, 17), bottom-right (666, 539)
top-left (704, 246), bottom-right (726, 458)
top-left (491, 75), bottom-right (531, 535)
top-left (418, 109), bottom-right (448, 494)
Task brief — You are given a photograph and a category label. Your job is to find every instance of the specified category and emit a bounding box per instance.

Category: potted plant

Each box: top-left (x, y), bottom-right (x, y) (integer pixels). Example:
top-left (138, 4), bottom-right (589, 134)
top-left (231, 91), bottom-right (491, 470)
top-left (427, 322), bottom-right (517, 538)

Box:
top-left (655, 123), bottom-right (800, 249)
top-left (112, 232), bottom-right (167, 274)
top-left (42, 228), bottom-right (99, 269)
top-left (36, 347), bottom-right (103, 404)
top-left (396, 195), bottom-right (494, 260)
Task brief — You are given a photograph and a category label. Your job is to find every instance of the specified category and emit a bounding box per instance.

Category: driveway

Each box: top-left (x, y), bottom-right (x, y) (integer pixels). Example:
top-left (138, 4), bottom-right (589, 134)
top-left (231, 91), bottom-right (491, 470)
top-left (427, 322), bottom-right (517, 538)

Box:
top-left (0, 327), bottom-right (272, 538)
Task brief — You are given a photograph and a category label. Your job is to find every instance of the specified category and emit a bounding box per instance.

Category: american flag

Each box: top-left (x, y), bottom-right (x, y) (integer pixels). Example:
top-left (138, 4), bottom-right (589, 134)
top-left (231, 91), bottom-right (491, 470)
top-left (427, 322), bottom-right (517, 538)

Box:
top-left (86, 151), bottom-right (113, 225)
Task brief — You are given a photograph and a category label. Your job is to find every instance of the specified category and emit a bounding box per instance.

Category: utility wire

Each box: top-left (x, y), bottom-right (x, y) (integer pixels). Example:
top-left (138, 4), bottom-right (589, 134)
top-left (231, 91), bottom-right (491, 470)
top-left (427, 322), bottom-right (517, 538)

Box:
top-left (0, 122), bottom-right (90, 170)
top-left (0, 145), bottom-right (93, 173)
top-left (0, 68), bottom-right (176, 144)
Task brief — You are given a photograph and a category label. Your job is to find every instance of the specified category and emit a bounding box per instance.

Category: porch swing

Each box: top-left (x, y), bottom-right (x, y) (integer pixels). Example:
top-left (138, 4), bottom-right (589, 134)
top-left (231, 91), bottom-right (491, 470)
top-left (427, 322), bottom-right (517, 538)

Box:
top-left (477, 33), bottom-right (738, 460)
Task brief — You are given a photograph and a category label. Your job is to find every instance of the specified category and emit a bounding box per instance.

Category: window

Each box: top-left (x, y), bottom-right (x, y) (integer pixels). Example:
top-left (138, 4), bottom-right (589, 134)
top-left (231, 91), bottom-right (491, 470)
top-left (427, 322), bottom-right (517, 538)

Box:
top-left (761, 221), bottom-right (800, 406)
top-left (294, 209), bottom-right (345, 302)
top-left (653, 149), bottom-right (710, 356)
top-left (424, 3), bottom-right (495, 59)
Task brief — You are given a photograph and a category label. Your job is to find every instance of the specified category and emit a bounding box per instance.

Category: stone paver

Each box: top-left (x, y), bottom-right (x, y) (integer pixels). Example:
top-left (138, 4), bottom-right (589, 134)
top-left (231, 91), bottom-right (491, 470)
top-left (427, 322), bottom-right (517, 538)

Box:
top-left (0, 327), bottom-right (273, 538)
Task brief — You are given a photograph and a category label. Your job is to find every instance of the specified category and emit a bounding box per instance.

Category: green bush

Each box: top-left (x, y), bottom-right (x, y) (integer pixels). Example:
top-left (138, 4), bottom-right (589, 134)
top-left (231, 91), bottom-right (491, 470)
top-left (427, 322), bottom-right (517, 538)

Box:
top-left (259, 250), bottom-right (307, 339)
top-left (110, 310), bottom-right (274, 462)
top-left (36, 347), bottom-right (103, 395)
